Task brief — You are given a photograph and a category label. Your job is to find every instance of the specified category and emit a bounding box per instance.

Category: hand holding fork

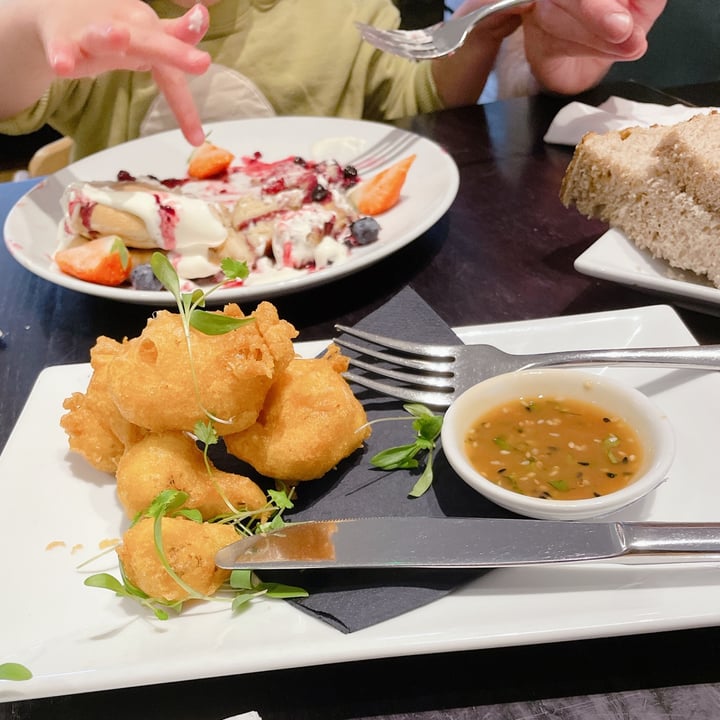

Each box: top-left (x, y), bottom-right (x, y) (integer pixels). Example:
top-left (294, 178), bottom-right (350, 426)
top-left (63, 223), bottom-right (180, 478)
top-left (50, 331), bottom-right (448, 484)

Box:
top-left (356, 0), bottom-right (665, 99)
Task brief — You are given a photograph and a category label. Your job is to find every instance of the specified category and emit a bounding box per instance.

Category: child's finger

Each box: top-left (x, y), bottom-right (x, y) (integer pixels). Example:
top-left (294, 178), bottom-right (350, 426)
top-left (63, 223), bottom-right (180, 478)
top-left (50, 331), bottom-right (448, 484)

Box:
top-left (162, 4), bottom-right (210, 44)
top-left (152, 64), bottom-right (206, 147)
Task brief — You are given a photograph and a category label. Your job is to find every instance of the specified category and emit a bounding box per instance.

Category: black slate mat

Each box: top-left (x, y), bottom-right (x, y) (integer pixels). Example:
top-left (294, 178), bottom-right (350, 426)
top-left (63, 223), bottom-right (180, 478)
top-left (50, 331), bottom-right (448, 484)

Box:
top-left (261, 287), bottom-right (516, 632)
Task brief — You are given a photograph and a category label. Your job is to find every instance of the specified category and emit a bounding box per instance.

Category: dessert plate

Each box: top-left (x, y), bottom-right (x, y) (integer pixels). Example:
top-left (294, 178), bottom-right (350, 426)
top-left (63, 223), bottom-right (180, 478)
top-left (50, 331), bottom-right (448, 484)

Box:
top-left (575, 228), bottom-right (720, 313)
top-left (2, 117), bottom-right (458, 306)
top-left (3, 305), bottom-right (720, 702)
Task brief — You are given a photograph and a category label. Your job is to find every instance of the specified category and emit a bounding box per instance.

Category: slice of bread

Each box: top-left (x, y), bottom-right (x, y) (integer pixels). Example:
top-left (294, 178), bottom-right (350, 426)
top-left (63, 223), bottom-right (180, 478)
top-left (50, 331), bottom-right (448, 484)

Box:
top-left (560, 113), bottom-right (720, 288)
top-left (654, 111), bottom-right (720, 213)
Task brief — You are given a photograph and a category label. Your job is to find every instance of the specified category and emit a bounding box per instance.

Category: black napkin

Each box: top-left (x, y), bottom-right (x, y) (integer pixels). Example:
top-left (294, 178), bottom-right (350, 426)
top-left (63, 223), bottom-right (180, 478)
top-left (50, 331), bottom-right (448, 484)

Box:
top-left (262, 287), bottom-right (515, 633)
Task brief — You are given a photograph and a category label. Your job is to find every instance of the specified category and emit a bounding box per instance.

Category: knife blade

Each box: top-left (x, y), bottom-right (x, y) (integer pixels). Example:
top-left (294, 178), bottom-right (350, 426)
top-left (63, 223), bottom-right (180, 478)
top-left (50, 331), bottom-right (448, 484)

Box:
top-left (214, 517), bottom-right (720, 570)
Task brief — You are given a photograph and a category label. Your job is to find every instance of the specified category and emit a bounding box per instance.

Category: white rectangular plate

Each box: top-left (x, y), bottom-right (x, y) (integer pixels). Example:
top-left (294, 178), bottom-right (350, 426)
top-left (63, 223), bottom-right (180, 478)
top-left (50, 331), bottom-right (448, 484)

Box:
top-left (575, 228), bottom-right (720, 310)
top-left (3, 304), bottom-right (720, 702)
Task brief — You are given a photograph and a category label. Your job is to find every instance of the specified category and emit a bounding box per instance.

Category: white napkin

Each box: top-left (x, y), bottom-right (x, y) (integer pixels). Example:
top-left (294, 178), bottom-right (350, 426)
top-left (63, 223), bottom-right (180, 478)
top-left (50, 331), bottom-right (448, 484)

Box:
top-left (222, 713), bottom-right (262, 720)
top-left (543, 96), bottom-right (719, 146)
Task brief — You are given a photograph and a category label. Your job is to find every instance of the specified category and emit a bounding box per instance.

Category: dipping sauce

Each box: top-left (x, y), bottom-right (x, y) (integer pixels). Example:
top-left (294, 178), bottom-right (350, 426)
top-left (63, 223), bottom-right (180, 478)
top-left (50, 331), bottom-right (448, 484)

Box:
top-left (463, 395), bottom-right (643, 500)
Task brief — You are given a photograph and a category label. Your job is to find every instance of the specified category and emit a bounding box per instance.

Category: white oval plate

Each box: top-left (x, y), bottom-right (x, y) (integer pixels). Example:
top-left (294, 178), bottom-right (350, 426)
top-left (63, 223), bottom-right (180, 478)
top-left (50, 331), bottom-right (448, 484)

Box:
top-left (3, 117), bottom-right (459, 305)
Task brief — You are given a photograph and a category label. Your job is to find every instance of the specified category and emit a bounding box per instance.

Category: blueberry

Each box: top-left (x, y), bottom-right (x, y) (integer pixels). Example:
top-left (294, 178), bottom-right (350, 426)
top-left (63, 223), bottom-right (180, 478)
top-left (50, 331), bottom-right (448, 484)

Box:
top-left (350, 216), bottom-right (381, 246)
top-left (130, 263), bottom-right (164, 291)
top-left (312, 184), bottom-right (329, 202)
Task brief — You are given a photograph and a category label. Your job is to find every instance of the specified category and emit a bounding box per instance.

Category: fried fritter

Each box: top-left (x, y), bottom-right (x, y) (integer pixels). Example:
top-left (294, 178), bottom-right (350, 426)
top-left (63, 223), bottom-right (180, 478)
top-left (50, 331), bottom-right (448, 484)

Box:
top-left (116, 431), bottom-right (267, 520)
top-left (225, 345), bottom-right (371, 482)
top-left (106, 302), bottom-right (297, 435)
top-left (61, 335), bottom-right (148, 473)
top-left (117, 516), bottom-right (238, 603)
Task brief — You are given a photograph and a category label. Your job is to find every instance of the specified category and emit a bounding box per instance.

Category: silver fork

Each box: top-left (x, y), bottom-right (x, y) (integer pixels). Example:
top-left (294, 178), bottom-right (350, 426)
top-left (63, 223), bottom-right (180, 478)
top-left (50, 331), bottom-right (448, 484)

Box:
top-left (355, 0), bottom-right (534, 61)
top-left (349, 127), bottom-right (419, 174)
top-left (335, 324), bottom-right (720, 408)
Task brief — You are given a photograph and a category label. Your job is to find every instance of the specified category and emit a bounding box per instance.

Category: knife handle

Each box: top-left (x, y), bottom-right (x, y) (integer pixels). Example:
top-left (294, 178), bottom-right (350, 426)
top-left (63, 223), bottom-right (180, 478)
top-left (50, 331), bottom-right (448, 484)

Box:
top-left (622, 522), bottom-right (720, 555)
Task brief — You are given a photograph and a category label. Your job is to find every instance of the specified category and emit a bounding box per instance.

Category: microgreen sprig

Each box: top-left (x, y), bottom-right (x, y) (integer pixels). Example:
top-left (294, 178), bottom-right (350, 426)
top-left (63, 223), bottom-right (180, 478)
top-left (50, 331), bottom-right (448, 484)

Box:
top-left (151, 252), bottom-right (251, 335)
top-left (229, 570), bottom-right (308, 613)
top-left (150, 252), bottom-right (252, 427)
top-left (369, 403), bottom-right (443, 497)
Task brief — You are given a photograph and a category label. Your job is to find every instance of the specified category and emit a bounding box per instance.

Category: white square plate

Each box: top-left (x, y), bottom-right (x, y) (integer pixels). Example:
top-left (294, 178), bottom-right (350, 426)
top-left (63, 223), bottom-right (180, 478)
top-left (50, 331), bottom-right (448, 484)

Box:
top-left (575, 228), bottom-right (720, 309)
top-left (3, 304), bottom-right (720, 702)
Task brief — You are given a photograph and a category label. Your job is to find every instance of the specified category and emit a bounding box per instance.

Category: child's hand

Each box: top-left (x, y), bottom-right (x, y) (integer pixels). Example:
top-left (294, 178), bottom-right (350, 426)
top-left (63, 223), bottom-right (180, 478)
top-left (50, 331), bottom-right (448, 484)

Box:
top-left (41, 0), bottom-right (211, 145)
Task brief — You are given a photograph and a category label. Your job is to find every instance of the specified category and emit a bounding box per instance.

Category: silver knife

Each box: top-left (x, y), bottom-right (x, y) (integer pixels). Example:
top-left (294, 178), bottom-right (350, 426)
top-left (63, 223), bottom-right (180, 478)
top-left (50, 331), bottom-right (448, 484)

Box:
top-left (215, 517), bottom-right (720, 570)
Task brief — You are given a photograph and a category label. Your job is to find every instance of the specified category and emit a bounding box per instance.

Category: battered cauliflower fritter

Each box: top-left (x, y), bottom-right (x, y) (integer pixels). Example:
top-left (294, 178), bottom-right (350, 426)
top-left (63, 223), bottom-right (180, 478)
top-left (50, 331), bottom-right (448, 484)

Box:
top-left (106, 302), bottom-right (298, 435)
top-left (61, 335), bottom-right (148, 473)
top-left (225, 346), bottom-right (371, 482)
top-left (117, 516), bottom-right (239, 603)
top-left (116, 431), bottom-right (267, 520)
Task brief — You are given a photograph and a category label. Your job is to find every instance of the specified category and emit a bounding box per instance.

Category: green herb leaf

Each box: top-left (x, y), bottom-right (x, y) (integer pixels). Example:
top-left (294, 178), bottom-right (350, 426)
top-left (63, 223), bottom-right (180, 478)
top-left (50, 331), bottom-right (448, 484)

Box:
top-left (404, 403), bottom-right (435, 419)
top-left (268, 487), bottom-right (295, 511)
top-left (175, 508), bottom-right (203, 523)
top-left (221, 257), bottom-right (250, 280)
top-left (415, 414), bottom-right (443, 442)
top-left (146, 489), bottom-right (189, 520)
top-left (262, 582), bottom-right (309, 599)
top-left (549, 479), bottom-right (570, 491)
top-left (371, 443), bottom-right (421, 469)
top-left (0, 663), bottom-right (32, 681)
top-left (228, 569), bottom-right (308, 608)
top-left (110, 236), bottom-right (130, 269)
top-left (194, 420), bottom-right (218, 447)
top-left (184, 288), bottom-right (206, 311)
top-left (84, 572), bottom-right (126, 594)
top-left (189, 309), bottom-right (254, 335)
top-left (229, 569), bottom-right (255, 590)
top-left (151, 252), bottom-right (180, 299)
top-left (409, 453), bottom-right (435, 498)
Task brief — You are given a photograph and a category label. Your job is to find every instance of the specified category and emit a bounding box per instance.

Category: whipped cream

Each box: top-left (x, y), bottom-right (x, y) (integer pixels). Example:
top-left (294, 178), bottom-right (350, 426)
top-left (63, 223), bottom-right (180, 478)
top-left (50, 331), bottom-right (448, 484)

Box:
top-left (59, 180), bottom-right (228, 277)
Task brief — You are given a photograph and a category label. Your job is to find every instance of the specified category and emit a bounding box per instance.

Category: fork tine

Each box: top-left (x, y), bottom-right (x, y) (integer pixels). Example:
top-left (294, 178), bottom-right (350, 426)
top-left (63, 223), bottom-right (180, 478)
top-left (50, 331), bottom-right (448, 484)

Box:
top-left (336, 337), bottom-right (452, 373)
top-left (355, 24), bottom-right (437, 61)
top-left (348, 128), bottom-right (403, 166)
top-left (355, 23), bottom-right (433, 47)
top-left (348, 128), bottom-right (419, 172)
top-left (343, 371), bottom-right (454, 408)
top-left (346, 355), bottom-right (454, 389)
top-left (335, 324), bottom-right (456, 358)
top-left (353, 134), bottom-right (419, 172)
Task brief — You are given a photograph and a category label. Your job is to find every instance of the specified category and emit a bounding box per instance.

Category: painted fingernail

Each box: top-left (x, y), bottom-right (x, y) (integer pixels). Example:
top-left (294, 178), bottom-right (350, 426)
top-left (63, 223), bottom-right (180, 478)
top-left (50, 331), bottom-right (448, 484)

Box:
top-left (188, 5), bottom-right (208, 33)
top-left (605, 12), bottom-right (632, 40)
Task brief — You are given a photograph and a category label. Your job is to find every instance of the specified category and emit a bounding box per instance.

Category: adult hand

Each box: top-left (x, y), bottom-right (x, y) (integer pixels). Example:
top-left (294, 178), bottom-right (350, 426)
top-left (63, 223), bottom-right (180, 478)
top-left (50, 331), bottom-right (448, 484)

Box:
top-left (521, 0), bottom-right (667, 94)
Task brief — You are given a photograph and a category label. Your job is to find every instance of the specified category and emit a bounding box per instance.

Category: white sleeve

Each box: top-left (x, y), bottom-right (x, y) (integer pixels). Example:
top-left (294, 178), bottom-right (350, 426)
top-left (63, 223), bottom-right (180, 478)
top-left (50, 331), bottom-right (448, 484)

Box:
top-left (495, 27), bottom-right (541, 99)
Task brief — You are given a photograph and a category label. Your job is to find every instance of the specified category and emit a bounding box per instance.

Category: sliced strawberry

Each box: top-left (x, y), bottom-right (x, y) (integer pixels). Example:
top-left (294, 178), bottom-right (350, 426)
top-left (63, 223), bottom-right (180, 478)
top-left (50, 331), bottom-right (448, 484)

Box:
top-left (356, 154), bottom-right (416, 216)
top-left (188, 141), bottom-right (234, 179)
top-left (55, 236), bottom-right (132, 287)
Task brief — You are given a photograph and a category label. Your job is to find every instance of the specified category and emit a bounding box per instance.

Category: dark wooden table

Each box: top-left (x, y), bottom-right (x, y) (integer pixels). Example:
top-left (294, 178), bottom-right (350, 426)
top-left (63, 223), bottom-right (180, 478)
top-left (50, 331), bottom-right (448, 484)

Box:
top-left (3, 82), bottom-right (720, 719)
